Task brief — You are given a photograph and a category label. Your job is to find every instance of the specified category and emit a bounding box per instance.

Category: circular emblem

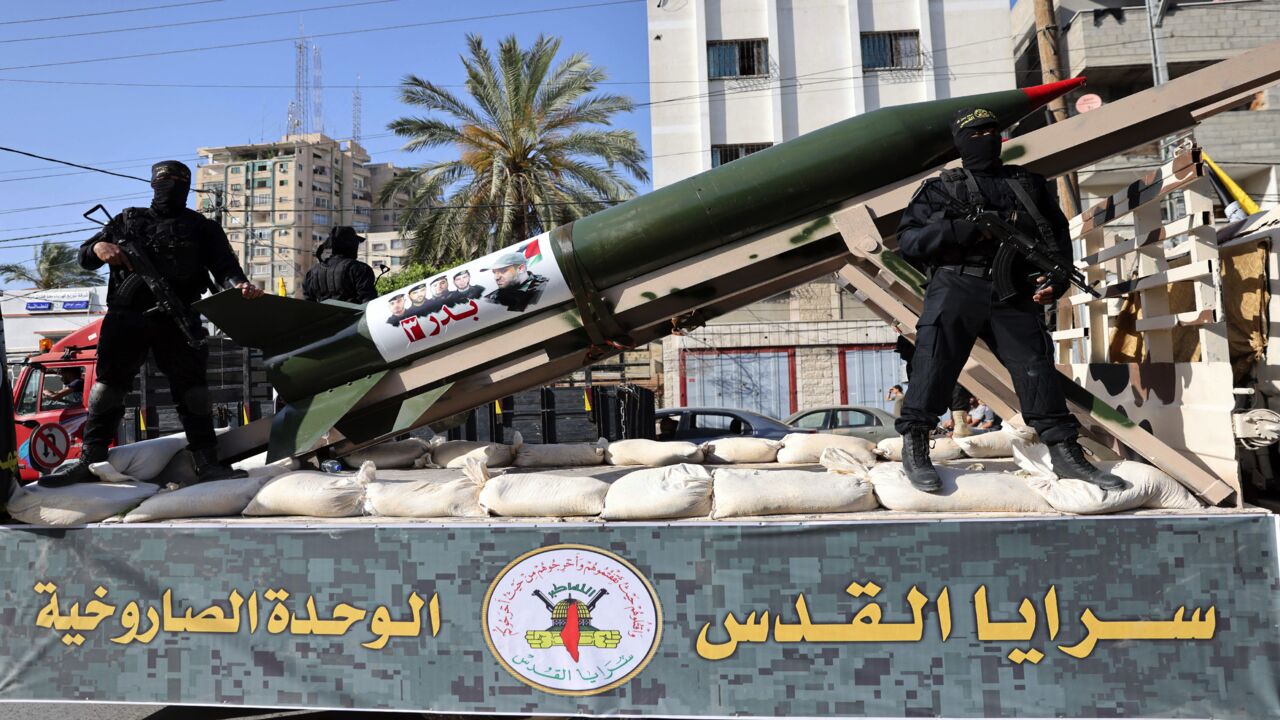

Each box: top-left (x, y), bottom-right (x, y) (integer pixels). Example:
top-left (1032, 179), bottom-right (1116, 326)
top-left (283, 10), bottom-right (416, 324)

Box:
top-left (483, 544), bottom-right (662, 696)
top-left (29, 423), bottom-right (70, 472)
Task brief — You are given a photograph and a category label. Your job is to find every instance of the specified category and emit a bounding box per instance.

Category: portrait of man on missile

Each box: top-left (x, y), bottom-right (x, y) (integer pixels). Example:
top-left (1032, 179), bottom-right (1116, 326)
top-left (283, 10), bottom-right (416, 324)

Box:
top-left (413, 275), bottom-right (450, 316)
top-left (446, 269), bottom-right (485, 306)
top-left (385, 294), bottom-right (408, 326)
top-left (894, 106), bottom-right (1123, 495)
top-left (484, 251), bottom-right (547, 312)
top-left (406, 284), bottom-right (428, 315)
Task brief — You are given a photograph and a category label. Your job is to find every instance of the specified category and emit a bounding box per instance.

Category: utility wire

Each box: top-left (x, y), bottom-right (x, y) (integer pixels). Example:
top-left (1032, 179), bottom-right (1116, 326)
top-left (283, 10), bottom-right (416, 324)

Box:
top-left (0, 0), bottom-right (221, 26)
top-left (0, 145), bottom-right (151, 183)
top-left (0, 0), bottom-right (646, 73)
top-left (1, 0), bottom-right (403, 45)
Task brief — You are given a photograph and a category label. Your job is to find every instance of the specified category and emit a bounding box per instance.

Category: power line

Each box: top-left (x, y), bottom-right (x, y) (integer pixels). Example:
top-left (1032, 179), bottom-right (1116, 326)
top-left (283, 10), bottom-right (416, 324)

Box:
top-left (0, 0), bottom-right (403, 45)
top-left (0, 0), bottom-right (221, 26)
top-left (0, 0), bottom-right (646, 73)
top-left (0, 145), bottom-right (151, 184)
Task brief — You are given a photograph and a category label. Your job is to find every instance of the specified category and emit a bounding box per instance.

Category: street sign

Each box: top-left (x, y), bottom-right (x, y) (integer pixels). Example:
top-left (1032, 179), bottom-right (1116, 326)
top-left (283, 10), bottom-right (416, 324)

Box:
top-left (28, 423), bottom-right (70, 472)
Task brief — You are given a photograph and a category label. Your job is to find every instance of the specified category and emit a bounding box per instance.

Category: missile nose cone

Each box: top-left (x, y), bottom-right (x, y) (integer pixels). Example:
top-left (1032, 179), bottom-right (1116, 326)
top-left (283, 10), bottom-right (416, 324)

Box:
top-left (1022, 77), bottom-right (1087, 108)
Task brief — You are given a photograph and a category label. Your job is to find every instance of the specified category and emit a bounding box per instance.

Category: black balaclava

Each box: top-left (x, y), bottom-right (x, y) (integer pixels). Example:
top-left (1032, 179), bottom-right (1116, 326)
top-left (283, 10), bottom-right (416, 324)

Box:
top-left (327, 226), bottom-right (363, 259)
top-left (950, 107), bottom-right (1002, 174)
top-left (150, 160), bottom-right (192, 216)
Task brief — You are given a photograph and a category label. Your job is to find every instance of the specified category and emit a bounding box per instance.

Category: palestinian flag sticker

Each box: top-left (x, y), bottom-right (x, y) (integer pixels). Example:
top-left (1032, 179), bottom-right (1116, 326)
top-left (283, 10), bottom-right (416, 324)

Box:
top-left (483, 544), bottom-right (662, 696)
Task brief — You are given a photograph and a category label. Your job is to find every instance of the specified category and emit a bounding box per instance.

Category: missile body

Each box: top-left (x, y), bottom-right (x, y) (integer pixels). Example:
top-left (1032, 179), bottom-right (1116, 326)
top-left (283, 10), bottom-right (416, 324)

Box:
top-left (197, 79), bottom-right (1083, 460)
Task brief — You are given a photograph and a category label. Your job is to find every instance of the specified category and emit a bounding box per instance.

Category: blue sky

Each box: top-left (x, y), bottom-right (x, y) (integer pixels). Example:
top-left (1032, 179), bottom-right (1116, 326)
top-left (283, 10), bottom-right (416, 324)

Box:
top-left (0, 0), bottom-right (652, 286)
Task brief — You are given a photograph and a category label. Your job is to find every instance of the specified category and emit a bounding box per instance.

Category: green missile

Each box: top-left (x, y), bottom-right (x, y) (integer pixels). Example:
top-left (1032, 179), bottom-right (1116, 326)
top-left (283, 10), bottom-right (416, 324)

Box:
top-left (197, 78), bottom-right (1084, 460)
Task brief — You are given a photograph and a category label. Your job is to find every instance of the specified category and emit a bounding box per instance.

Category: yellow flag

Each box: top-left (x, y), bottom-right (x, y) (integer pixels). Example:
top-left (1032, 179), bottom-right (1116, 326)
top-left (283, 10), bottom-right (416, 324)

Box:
top-left (277, 277), bottom-right (287, 296)
top-left (494, 400), bottom-right (503, 415)
top-left (583, 389), bottom-right (592, 412)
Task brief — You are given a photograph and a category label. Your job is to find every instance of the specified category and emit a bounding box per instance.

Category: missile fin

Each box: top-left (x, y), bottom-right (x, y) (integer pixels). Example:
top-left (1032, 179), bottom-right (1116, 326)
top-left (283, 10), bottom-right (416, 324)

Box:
top-left (195, 290), bottom-right (362, 356)
top-left (267, 370), bottom-right (389, 461)
top-left (334, 382), bottom-right (454, 444)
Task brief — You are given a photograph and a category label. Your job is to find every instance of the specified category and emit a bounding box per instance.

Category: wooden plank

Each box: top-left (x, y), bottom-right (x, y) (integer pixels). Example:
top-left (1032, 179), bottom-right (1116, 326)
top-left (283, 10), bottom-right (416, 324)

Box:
top-left (1051, 328), bottom-right (1087, 341)
top-left (1066, 260), bottom-right (1215, 306)
top-left (1133, 308), bottom-right (1218, 333)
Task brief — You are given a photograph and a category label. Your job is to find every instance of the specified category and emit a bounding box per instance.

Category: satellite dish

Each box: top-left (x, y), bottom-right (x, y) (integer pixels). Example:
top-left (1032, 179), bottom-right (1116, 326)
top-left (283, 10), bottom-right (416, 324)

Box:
top-left (1075, 93), bottom-right (1104, 114)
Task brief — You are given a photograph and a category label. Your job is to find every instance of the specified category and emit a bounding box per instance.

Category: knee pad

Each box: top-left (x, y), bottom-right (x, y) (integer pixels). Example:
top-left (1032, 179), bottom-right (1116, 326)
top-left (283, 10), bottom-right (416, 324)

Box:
top-left (179, 386), bottom-right (212, 417)
top-left (87, 382), bottom-right (128, 414)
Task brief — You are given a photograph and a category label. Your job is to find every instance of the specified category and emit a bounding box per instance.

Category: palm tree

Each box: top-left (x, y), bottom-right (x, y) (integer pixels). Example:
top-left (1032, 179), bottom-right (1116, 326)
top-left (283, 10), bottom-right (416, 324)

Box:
top-left (380, 33), bottom-right (649, 266)
top-left (0, 241), bottom-right (102, 289)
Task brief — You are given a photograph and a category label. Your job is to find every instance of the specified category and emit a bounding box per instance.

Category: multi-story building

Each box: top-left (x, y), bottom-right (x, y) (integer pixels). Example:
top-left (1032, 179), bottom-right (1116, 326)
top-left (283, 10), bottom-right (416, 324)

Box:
top-left (647, 0), bottom-right (1016, 418)
top-left (360, 231), bottom-right (413, 273)
top-left (1010, 0), bottom-right (1280, 207)
top-left (194, 134), bottom-right (410, 295)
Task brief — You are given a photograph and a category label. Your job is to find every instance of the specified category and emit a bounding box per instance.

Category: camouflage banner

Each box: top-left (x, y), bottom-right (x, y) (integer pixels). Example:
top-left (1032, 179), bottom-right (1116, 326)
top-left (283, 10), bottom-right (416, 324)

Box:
top-left (0, 515), bottom-right (1277, 718)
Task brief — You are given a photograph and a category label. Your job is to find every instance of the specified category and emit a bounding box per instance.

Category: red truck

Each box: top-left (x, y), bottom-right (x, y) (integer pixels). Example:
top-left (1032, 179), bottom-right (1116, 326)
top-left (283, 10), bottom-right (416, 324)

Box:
top-left (10, 319), bottom-right (270, 483)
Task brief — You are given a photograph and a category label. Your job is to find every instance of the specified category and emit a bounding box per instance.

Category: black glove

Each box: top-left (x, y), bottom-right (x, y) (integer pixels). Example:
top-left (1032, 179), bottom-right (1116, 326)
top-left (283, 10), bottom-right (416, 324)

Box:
top-left (949, 219), bottom-right (986, 248)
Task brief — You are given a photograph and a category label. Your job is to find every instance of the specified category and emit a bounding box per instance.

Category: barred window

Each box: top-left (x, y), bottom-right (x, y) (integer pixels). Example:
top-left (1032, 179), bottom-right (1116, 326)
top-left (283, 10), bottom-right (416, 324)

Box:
top-left (711, 143), bottom-right (772, 168)
top-left (861, 31), bottom-right (921, 70)
top-left (707, 39), bottom-right (769, 79)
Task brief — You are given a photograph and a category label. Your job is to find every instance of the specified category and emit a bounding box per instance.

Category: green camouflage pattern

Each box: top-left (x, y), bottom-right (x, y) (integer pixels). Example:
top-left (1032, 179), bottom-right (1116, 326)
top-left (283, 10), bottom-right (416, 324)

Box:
top-left (0, 515), bottom-right (1276, 717)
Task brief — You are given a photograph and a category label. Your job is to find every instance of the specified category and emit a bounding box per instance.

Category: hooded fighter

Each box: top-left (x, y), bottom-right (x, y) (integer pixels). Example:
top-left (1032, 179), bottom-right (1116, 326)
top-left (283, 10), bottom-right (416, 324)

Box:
top-left (892, 107), bottom-right (1123, 494)
top-left (43, 160), bottom-right (264, 487)
top-left (303, 226), bottom-right (377, 304)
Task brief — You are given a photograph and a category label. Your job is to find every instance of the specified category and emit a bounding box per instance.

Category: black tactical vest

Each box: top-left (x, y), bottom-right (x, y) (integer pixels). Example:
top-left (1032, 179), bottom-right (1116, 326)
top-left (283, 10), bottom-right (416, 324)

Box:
top-left (305, 256), bottom-right (363, 303)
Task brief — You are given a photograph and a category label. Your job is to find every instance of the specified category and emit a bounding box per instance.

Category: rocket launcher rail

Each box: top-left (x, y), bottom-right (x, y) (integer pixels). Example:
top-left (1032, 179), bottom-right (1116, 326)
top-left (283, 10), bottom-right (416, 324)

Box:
top-left (206, 41), bottom-right (1280, 505)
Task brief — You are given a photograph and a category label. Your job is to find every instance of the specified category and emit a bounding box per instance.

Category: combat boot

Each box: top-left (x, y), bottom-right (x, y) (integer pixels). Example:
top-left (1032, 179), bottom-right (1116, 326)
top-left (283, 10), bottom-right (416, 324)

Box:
top-left (901, 427), bottom-right (942, 493)
top-left (38, 447), bottom-right (108, 488)
top-left (1048, 439), bottom-right (1125, 491)
top-left (191, 447), bottom-right (248, 484)
top-left (951, 410), bottom-right (972, 438)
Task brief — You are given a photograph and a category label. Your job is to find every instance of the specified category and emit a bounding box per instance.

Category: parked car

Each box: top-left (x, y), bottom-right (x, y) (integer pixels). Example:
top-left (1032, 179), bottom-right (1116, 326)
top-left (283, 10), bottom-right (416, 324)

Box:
top-left (784, 405), bottom-right (900, 443)
top-left (654, 407), bottom-right (803, 442)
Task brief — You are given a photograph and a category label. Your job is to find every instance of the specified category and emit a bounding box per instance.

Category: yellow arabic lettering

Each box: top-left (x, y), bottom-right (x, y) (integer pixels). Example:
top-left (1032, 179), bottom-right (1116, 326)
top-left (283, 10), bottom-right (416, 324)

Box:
top-left (974, 586), bottom-right (1037, 642)
top-left (1058, 605), bottom-right (1216, 659)
top-left (695, 610), bottom-right (770, 660)
top-left (937, 587), bottom-right (952, 641)
top-left (265, 588), bottom-right (292, 635)
top-left (1044, 586), bottom-right (1060, 641)
top-left (362, 592), bottom-right (426, 650)
top-left (185, 591), bottom-right (244, 634)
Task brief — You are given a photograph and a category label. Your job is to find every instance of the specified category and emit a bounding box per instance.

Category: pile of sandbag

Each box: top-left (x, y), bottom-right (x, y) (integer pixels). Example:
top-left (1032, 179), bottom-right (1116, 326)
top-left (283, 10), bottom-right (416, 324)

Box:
top-left (243, 462), bottom-right (376, 518)
top-left (1010, 436), bottom-right (1203, 513)
top-left (339, 438), bottom-right (431, 470)
top-left (777, 433), bottom-right (877, 465)
top-left (605, 439), bottom-right (703, 466)
top-left (7, 481), bottom-right (159, 526)
top-left (876, 436), bottom-right (965, 462)
top-left (426, 432), bottom-right (524, 468)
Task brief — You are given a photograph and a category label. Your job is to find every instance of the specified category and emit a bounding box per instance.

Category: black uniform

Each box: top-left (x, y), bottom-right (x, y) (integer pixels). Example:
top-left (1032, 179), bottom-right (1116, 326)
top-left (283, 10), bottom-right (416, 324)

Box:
top-left (895, 163), bottom-right (1078, 445)
top-left (41, 160), bottom-right (252, 487)
top-left (302, 226), bottom-right (377, 304)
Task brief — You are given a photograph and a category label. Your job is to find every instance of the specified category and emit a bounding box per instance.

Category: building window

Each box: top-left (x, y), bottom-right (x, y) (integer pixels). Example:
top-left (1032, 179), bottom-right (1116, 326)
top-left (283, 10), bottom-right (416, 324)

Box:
top-left (277, 213), bottom-right (290, 222)
top-left (681, 348), bottom-right (795, 418)
top-left (253, 179), bottom-right (269, 189)
top-left (230, 167), bottom-right (241, 174)
top-left (711, 143), bottom-right (772, 168)
top-left (230, 183), bottom-right (243, 191)
top-left (312, 213), bottom-right (330, 226)
top-left (390, 239), bottom-right (404, 249)
top-left (229, 232), bottom-right (241, 241)
top-left (315, 197), bottom-right (329, 209)
top-left (390, 257), bottom-right (403, 267)
top-left (861, 31), bottom-right (921, 71)
top-left (277, 162), bottom-right (289, 172)
top-left (371, 243), bottom-right (387, 251)
top-left (278, 179), bottom-right (288, 186)
top-left (707, 39), bottom-right (769, 79)
top-left (253, 247), bottom-right (271, 257)
top-left (255, 162), bottom-right (268, 172)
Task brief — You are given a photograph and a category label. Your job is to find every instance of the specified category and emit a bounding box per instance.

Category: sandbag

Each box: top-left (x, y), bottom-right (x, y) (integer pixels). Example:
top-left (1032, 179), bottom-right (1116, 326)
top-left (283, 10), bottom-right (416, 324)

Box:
top-left (151, 451), bottom-right (299, 488)
top-left (470, 460), bottom-right (608, 517)
top-left (429, 432), bottom-right (522, 469)
top-left (340, 438), bottom-right (431, 470)
top-left (243, 462), bottom-right (374, 518)
top-left (712, 468), bottom-right (877, 519)
top-left (1024, 461), bottom-right (1202, 514)
top-left (876, 436), bottom-right (965, 463)
top-left (700, 437), bottom-right (781, 464)
top-left (89, 433), bottom-right (192, 482)
top-left (123, 476), bottom-right (270, 523)
top-left (604, 439), bottom-right (703, 466)
top-left (776, 433), bottom-right (877, 465)
top-left (868, 463), bottom-right (1054, 513)
top-left (514, 439), bottom-right (607, 468)
top-left (366, 476), bottom-right (485, 518)
top-left (819, 447), bottom-right (871, 479)
top-left (601, 464), bottom-right (712, 520)
top-left (954, 431), bottom-right (1015, 459)
top-left (7, 481), bottom-right (158, 526)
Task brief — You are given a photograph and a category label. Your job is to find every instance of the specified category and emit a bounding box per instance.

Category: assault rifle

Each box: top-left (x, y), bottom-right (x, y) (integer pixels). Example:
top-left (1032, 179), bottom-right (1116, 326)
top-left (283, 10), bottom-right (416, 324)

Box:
top-left (83, 204), bottom-right (207, 349)
top-left (936, 195), bottom-right (1101, 302)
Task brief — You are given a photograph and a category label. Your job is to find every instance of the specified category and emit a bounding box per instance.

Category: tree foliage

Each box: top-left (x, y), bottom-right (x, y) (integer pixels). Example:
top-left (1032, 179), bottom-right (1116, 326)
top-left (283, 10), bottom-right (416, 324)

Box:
top-left (380, 33), bottom-right (649, 267)
top-left (375, 262), bottom-right (445, 296)
top-left (0, 241), bottom-right (102, 290)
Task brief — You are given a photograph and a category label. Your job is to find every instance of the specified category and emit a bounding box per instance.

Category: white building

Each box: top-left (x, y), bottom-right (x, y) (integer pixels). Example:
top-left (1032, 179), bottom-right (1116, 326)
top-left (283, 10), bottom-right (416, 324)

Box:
top-left (648, 0), bottom-right (1016, 419)
top-left (1, 287), bottom-right (108, 362)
